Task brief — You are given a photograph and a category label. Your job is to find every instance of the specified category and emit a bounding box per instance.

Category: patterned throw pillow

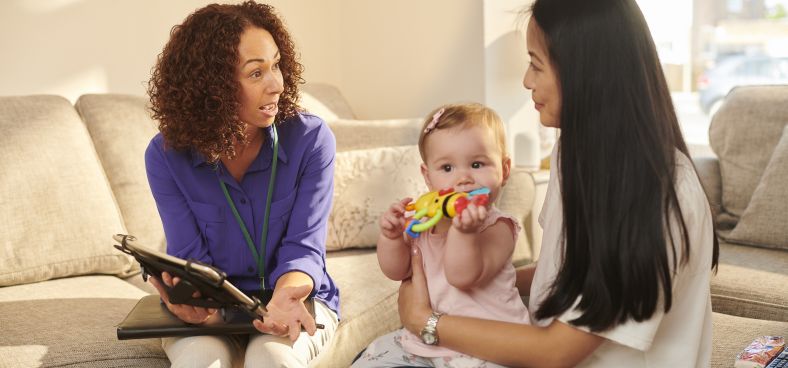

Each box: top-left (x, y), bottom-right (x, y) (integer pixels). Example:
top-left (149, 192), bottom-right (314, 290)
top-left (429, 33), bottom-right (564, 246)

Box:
top-left (327, 145), bottom-right (426, 250)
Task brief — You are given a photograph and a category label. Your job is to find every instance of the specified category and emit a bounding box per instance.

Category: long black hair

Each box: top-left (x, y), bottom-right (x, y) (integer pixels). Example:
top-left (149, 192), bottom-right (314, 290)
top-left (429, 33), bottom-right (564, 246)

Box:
top-left (529, 0), bottom-right (719, 332)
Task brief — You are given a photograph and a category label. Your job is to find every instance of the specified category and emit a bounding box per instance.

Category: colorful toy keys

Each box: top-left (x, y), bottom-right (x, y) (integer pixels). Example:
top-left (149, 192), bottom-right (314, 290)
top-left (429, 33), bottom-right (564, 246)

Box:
top-left (404, 187), bottom-right (491, 238)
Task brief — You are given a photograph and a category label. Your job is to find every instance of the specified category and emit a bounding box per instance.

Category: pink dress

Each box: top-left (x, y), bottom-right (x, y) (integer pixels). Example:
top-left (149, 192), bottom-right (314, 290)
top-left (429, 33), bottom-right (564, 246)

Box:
top-left (400, 206), bottom-right (531, 357)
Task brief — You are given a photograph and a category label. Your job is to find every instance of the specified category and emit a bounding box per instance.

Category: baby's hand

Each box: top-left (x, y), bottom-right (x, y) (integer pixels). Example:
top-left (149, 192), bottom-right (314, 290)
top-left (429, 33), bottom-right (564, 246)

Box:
top-left (452, 203), bottom-right (488, 234)
top-left (379, 197), bottom-right (412, 240)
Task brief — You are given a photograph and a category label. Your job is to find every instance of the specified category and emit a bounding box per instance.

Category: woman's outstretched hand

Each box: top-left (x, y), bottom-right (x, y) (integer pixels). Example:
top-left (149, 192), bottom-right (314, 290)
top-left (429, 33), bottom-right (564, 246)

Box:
top-left (252, 284), bottom-right (317, 341)
top-left (398, 246), bottom-right (434, 334)
top-left (149, 271), bottom-right (217, 324)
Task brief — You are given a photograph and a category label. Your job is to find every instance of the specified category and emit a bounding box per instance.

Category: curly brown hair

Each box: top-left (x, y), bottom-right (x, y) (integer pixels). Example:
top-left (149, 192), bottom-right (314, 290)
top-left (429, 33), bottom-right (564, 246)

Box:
top-left (148, 1), bottom-right (304, 161)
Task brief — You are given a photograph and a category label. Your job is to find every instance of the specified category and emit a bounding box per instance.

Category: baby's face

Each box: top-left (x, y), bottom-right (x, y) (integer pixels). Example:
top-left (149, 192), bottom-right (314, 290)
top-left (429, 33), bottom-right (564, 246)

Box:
top-left (420, 124), bottom-right (509, 202)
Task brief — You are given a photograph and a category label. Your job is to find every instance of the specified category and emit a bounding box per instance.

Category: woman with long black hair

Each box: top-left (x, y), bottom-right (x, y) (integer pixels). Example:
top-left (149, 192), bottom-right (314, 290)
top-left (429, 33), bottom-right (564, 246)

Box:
top-left (394, 0), bottom-right (719, 366)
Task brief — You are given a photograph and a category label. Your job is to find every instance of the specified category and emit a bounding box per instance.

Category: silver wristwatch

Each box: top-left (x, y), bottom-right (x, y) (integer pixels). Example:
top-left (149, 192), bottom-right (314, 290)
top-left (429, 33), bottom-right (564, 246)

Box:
top-left (420, 311), bottom-right (443, 345)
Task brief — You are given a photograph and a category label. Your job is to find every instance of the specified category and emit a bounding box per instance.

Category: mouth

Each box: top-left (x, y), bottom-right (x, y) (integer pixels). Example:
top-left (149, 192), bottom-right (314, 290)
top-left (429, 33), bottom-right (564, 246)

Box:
top-left (259, 102), bottom-right (278, 116)
top-left (455, 185), bottom-right (479, 193)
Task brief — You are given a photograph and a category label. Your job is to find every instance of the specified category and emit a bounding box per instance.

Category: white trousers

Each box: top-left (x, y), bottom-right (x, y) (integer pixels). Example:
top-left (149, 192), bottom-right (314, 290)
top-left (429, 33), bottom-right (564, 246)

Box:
top-left (162, 301), bottom-right (338, 368)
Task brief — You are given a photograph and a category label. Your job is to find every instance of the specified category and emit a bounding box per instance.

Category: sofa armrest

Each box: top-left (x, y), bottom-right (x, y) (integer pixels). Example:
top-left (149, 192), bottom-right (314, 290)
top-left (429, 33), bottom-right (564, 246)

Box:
top-left (328, 118), bottom-right (423, 152)
top-left (300, 83), bottom-right (357, 120)
top-left (498, 167), bottom-right (537, 265)
top-left (692, 155), bottom-right (722, 220)
top-left (122, 272), bottom-right (158, 295)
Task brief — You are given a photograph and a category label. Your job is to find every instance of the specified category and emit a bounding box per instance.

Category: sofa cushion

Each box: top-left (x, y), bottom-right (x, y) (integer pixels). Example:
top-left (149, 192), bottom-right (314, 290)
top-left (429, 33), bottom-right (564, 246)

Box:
top-left (709, 85), bottom-right (788, 228)
top-left (328, 145), bottom-right (535, 264)
top-left (312, 249), bottom-right (401, 367)
top-left (692, 155), bottom-right (723, 219)
top-left (75, 94), bottom-right (165, 252)
top-left (711, 242), bottom-right (788, 322)
top-left (328, 118), bottom-right (423, 152)
top-left (300, 83), bottom-right (357, 120)
top-left (0, 95), bottom-right (134, 287)
top-left (0, 276), bottom-right (168, 367)
top-left (499, 167), bottom-right (536, 264)
top-left (711, 312), bottom-right (788, 368)
top-left (726, 125), bottom-right (788, 250)
top-left (328, 145), bottom-right (426, 250)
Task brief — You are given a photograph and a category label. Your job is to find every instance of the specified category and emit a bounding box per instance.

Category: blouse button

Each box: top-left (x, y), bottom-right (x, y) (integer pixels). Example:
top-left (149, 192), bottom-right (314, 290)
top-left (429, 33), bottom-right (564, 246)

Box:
top-left (240, 198), bottom-right (247, 204)
top-left (247, 266), bottom-right (254, 273)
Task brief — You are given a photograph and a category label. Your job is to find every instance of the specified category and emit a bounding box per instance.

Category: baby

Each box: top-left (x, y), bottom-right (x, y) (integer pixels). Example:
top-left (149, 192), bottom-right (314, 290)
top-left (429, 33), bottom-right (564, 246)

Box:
top-left (354, 103), bottom-right (530, 368)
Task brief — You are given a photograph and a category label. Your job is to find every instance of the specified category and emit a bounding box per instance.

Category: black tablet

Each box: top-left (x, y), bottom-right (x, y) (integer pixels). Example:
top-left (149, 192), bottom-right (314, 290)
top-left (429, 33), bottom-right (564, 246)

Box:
top-left (113, 234), bottom-right (324, 339)
top-left (113, 234), bottom-right (269, 318)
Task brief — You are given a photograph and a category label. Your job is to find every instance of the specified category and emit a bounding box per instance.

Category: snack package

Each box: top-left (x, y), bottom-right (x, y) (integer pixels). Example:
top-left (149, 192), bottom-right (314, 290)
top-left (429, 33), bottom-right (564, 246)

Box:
top-left (734, 336), bottom-right (785, 368)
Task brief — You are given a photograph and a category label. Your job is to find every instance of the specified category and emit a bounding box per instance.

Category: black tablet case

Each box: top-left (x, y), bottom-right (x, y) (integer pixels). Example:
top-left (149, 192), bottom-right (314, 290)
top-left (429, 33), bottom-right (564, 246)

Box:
top-left (113, 234), bottom-right (318, 340)
top-left (117, 295), bottom-right (258, 339)
top-left (117, 294), bottom-right (318, 340)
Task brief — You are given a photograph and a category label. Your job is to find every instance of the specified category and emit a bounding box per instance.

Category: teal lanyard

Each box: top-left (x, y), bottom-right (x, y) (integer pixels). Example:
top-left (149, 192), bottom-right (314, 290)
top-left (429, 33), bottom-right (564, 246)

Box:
top-left (218, 125), bottom-right (278, 290)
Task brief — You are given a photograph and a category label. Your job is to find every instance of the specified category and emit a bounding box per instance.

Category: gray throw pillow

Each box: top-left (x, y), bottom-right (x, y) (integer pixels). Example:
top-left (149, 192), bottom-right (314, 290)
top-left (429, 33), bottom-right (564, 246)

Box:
top-left (0, 95), bottom-right (134, 286)
top-left (726, 125), bottom-right (788, 250)
top-left (709, 85), bottom-right (788, 228)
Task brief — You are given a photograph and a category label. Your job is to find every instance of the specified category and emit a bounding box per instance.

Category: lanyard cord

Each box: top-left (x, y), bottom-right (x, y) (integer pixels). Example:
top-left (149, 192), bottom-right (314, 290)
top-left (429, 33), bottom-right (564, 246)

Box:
top-left (218, 125), bottom-right (278, 290)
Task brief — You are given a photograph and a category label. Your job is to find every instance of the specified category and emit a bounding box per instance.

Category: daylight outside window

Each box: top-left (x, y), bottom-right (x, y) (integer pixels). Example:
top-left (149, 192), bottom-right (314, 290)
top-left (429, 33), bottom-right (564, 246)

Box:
top-left (638, 0), bottom-right (788, 152)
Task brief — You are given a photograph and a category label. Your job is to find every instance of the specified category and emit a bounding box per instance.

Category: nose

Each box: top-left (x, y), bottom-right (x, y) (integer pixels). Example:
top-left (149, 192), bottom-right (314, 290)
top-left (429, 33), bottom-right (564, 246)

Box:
top-left (523, 67), bottom-right (534, 90)
top-left (456, 169), bottom-right (474, 187)
top-left (265, 71), bottom-right (284, 95)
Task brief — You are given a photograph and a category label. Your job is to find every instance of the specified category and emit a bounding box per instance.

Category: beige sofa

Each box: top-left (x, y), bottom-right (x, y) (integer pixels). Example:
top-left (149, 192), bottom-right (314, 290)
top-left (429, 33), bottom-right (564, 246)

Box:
top-left (2, 82), bottom-right (783, 368)
top-left (0, 84), bottom-right (536, 368)
top-left (695, 85), bottom-right (788, 368)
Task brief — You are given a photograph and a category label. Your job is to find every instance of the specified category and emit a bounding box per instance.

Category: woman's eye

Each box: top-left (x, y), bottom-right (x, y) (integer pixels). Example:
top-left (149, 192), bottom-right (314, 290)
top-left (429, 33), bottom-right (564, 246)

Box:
top-left (529, 62), bottom-right (541, 72)
top-left (250, 70), bottom-right (262, 78)
top-left (441, 165), bottom-right (453, 172)
top-left (471, 161), bottom-right (483, 169)
top-left (273, 61), bottom-right (280, 71)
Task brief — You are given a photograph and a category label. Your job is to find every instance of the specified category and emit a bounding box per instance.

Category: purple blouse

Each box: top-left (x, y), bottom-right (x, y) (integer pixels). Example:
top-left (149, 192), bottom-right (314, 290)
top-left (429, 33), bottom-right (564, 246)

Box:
top-left (145, 113), bottom-right (339, 317)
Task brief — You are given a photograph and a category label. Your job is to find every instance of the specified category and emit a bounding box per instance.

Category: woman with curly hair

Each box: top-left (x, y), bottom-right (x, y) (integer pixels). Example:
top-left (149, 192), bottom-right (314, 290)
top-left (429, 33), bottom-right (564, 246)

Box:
top-left (144, 1), bottom-right (339, 366)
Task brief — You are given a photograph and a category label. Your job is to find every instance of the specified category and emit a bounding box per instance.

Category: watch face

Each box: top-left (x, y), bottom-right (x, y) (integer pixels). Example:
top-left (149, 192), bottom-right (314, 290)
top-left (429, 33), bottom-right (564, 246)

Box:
top-left (421, 332), bottom-right (437, 345)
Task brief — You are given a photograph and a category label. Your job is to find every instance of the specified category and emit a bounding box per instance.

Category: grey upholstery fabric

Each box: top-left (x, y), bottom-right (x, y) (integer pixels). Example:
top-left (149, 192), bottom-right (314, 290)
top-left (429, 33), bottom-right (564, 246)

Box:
top-left (711, 312), bottom-right (788, 368)
top-left (692, 155), bottom-right (722, 219)
top-left (329, 118), bottom-right (423, 152)
top-left (76, 94), bottom-right (165, 253)
top-left (710, 242), bottom-right (788, 322)
top-left (709, 85), bottom-right (788, 226)
top-left (313, 249), bottom-right (401, 367)
top-left (697, 86), bottom-right (788, 325)
top-left (499, 168), bottom-right (536, 264)
top-left (0, 276), bottom-right (167, 368)
top-left (0, 95), bottom-right (133, 287)
top-left (727, 125), bottom-right (788, 250)
top-left (301, 83), bottom-right (357, 120)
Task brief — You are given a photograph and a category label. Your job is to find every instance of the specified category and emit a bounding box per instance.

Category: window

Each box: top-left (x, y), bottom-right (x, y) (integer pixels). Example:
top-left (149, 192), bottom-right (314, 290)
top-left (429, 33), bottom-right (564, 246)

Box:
top-left (638, 0), bottom-right (788, 150)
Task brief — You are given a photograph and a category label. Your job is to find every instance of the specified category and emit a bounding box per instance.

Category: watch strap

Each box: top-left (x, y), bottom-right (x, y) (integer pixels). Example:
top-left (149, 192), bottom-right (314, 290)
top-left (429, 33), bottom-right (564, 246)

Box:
top-left (420, 311), bottom-right (443, 345)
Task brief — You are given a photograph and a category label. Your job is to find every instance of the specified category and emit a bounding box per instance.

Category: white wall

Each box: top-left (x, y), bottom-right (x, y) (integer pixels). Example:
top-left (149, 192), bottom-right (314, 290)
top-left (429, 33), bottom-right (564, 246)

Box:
top-left (337, 0), bottom-right (485, 119)
top-left (482, 0), bottom-right (543, 168)
top-left (0, 0), bottom-right (340, 102)
top-left (0, 0), bottom-right (542, 162)
top-left (333, 0), bottom-right (544, 166)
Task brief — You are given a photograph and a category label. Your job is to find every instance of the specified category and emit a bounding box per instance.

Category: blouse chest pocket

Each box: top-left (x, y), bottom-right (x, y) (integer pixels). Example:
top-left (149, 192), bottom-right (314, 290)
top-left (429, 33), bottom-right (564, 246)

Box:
top-left (190, 201), bottom-right (226, 253)
top-left (191, 201), bottom-right (225, 223)
top-left (268, 190), bottom-right (297, 223)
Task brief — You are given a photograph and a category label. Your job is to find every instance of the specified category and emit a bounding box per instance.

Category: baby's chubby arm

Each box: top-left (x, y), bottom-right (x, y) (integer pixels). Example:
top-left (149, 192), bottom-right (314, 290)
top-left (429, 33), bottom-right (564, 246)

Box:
top-left (444, 204), bottom-right (516, 290)
top-left (377, 197), bottom-right (413, 281)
